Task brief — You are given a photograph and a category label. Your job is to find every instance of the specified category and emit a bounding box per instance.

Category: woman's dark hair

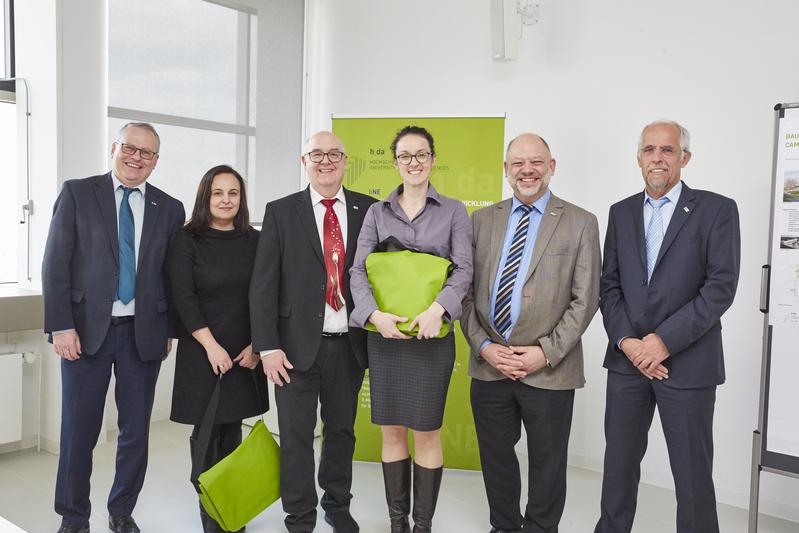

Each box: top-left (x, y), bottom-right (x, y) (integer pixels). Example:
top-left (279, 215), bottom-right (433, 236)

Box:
top-left (184, 164), bottom-right (250, 234)
top-left (389, 125), bottom-right (436, 159)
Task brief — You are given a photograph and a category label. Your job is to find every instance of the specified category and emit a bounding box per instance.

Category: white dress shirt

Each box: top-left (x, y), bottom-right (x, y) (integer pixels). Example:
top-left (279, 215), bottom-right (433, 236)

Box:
top-left (309, 185), bottom-right (349, 334)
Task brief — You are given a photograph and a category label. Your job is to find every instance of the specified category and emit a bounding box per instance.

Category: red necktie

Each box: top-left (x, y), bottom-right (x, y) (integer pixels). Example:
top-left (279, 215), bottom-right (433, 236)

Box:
top-left (321, 198), bottom-right (346, 311)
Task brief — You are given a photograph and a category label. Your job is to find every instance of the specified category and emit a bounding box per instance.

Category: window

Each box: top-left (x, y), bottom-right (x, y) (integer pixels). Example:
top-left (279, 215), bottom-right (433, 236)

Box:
top-left (0, 98), bottom-right (17, 283)
top-left (108, 0), bottom-right (256, 215)
top-left (1, 0), bottom-right (17, 284)
top-left (1, 0), bottom-right (12, 80)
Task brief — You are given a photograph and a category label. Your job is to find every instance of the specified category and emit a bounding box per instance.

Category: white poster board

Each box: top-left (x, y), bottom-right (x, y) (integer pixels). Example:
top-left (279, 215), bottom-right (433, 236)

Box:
top-left (765, 106), bottom-right (799, 459)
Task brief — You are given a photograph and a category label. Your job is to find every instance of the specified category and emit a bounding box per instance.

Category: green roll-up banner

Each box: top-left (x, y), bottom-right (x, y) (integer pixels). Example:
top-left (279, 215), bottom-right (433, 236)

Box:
top-left (332, 115), bottom-right (505, 470)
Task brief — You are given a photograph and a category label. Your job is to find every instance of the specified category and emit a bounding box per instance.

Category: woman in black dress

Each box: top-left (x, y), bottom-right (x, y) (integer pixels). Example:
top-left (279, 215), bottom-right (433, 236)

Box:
top-left (169, 165), bottom-right (268, 533)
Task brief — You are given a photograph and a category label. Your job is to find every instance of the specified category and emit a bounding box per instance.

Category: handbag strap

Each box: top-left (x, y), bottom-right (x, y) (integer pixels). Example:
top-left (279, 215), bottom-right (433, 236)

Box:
top-left (191, 374), bottom-right (222, 490)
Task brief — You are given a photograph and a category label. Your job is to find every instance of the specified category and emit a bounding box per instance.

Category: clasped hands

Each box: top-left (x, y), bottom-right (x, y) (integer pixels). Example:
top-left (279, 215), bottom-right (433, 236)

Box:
top-left (479, 342), bottom-right (547, 380)
top-left (207, 342), bottom-right (259, 375)
top-left (620, 333), bottom-right (670, 380)
top-left (369, 302), bottom-right (446, 340)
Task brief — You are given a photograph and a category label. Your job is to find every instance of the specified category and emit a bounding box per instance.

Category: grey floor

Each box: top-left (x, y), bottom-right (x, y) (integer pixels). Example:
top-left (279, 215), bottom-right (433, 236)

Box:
top-left (0, 420), bottom-right (795, 533)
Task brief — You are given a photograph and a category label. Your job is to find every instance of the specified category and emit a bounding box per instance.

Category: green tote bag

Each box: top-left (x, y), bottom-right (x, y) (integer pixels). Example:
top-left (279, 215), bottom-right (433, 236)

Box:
top-left (365, 250), bottom-right (453, 338)
top-left (191, 375), bottom-right (280, 532)
top-left (197, 419), bottom-right (281, 531)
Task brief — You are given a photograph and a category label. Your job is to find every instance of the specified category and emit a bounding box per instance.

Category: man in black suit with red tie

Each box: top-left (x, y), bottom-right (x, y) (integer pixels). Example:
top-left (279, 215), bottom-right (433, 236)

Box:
top-left (249, 131), bottom-right (377, 533)
top-left (595, 120), bottom-right (741, 533)
top-left (43, 122), bottom-right (184, 533)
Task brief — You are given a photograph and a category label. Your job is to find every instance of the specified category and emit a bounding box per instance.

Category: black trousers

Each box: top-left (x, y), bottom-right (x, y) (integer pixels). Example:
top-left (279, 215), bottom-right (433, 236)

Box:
top-left (275, 336), bottom-right (364, 532)
top-left (595, 371), bottom-right (718, 533)
top-left (471, 378), bottom-right (575, 533)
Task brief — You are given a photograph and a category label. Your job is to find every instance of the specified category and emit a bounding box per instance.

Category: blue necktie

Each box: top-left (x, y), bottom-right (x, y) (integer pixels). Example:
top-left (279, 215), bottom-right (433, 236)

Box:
top-left (494, 204), bottom-right (533, 338)
top-left (118, 186), bottom-right (137, 304)
top-left (645, 197), bottom-right (669, 282)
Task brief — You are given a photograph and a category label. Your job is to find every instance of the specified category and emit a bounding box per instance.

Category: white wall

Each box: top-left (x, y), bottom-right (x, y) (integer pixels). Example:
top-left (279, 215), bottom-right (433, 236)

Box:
top-left (306, 0), bottom-right (799, 522)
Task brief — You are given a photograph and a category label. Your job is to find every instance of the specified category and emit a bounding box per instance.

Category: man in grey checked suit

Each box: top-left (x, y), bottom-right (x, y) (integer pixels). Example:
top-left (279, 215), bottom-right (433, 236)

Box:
top-left (462, 133), bottom-right (601, 533)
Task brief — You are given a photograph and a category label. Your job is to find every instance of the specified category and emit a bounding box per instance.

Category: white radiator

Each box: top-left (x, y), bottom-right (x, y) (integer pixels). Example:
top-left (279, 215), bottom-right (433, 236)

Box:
top-left (0, 353), bottom-right (23, 445)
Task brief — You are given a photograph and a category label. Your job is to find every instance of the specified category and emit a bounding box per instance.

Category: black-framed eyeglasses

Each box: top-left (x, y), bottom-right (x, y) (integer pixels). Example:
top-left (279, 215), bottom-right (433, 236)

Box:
top-left (117, 142), bottom-right (158, 160)
top-left (396, 151), bottom-right (432, 165)
top-left (305, 150), bottom-right (345, 163)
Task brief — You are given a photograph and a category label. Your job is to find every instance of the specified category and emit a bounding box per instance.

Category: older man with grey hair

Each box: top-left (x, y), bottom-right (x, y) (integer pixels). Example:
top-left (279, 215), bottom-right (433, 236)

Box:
top-left (594, 120), bottom-right (741, 533)
top-left (43, 122), bottom-right (185, 533)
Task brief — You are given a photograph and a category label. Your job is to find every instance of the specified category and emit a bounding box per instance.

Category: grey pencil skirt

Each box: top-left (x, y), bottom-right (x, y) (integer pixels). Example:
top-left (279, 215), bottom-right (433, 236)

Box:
top-left (366, 331), bottom-right (456, 432)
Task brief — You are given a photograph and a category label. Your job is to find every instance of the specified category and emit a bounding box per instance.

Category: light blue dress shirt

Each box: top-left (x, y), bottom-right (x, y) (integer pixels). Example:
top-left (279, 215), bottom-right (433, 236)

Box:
top-left (643, 180), bottom-right (682, 239)
top-left (111, 173), bottom-right (146, 317)
top-left (484, 190), bottom-right (551, 347)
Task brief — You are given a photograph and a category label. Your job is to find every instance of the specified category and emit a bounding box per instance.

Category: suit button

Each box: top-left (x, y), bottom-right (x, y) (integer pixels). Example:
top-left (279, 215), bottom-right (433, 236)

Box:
top-left (641, 279), bottom-right (647, 285)
top-left (321, 284), bottom-right (325, 291)
top-left (318, 312), bottom-right (324, 318)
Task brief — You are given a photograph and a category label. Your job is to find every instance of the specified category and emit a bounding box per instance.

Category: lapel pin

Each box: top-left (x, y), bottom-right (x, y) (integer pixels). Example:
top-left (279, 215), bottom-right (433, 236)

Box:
top-left (353, 205), bottom-right (359, 210)
top-left (550, 212), bottom-right (557, 216)
top-left (683, 206), bottom-right (690, 213)
top-left (151, 201), bottom-right (157, 206)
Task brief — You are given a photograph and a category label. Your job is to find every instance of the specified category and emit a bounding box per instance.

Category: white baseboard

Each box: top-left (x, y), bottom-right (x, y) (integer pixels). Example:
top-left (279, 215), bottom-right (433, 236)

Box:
top-left (0, 434), bottom-right (59, 455)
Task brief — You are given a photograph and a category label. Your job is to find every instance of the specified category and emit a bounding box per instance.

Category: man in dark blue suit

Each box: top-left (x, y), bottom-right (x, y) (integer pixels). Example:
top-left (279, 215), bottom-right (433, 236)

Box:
top-left (42, 122), bottom-right (185, 533)
top-left (595, 120), bottom-right (740, 533)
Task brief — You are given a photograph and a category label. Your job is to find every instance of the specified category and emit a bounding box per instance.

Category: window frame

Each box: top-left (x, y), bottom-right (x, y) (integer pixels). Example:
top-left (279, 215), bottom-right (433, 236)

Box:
top-left (1, 0), bottom-right (14, 90)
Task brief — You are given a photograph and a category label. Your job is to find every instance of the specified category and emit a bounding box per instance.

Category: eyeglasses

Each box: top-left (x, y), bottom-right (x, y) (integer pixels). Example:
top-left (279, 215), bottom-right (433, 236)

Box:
top-left (305, 150), bottom-right (345, 163)
top-left (396, 151), bottom-right (432, 165)
top-left (117, 142), bottom-right (158, 160)
top-left (640, 145), bottom-right (682, 158)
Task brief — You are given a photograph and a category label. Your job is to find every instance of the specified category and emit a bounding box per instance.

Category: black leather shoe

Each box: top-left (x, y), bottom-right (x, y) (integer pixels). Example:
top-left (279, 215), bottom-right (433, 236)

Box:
top-left (324, 511), bottom-right (359, 533)
top-left (57, 526), bottom-right (90, 533)
top-left (108, 515), bottom-right (140, 533)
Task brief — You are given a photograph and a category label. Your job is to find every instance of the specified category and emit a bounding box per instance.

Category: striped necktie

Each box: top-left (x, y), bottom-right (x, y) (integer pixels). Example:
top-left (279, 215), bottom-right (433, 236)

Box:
top-left (645, 197), bottom-right (669, 282)
top-left (494, 204), bottom-right (533, 338)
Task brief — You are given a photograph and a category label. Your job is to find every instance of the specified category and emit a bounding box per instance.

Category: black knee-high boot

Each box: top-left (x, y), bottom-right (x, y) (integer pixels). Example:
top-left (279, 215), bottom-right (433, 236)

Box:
top-left (412, 463), bottom-right (443, 533)
top-left (382, 458), bottom-right (411, 533)
top-left (192, 426), bottom-right (226, 533)
top-left (216, 422), bottom-right (245, 532)
top-left (219, 422), bottom-right (242, 457)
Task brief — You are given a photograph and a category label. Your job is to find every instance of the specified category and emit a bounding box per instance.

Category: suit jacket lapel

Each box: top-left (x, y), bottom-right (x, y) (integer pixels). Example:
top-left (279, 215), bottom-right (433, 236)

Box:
top-left (296, 187), bottom-right (325, 266)
top-left (94, 173), bottom-right (119, 266)
top-left (343, 188), bottom-right (365, 271)
top-left (629, 192), bottom-right (647, 274)
top-left (522, 194), bottom-right (564, 285)
top-left (138, 185), bottom-right (163, 270)
top-left (654, 183), bottom-right (696, 272)
top-left (482, 200), bottom-right (512, 338)
top-left (488, 199), bottom-right (511, 289)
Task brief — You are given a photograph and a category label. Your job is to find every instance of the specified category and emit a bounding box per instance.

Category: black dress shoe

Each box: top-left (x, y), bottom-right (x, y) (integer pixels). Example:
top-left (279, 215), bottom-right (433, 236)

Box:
top-left (108, 515), bottom-right (140, 533)
top-left (324, 510), bottom-right (359, 533)
top-left (57, 526), bottom-right (90, 533)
